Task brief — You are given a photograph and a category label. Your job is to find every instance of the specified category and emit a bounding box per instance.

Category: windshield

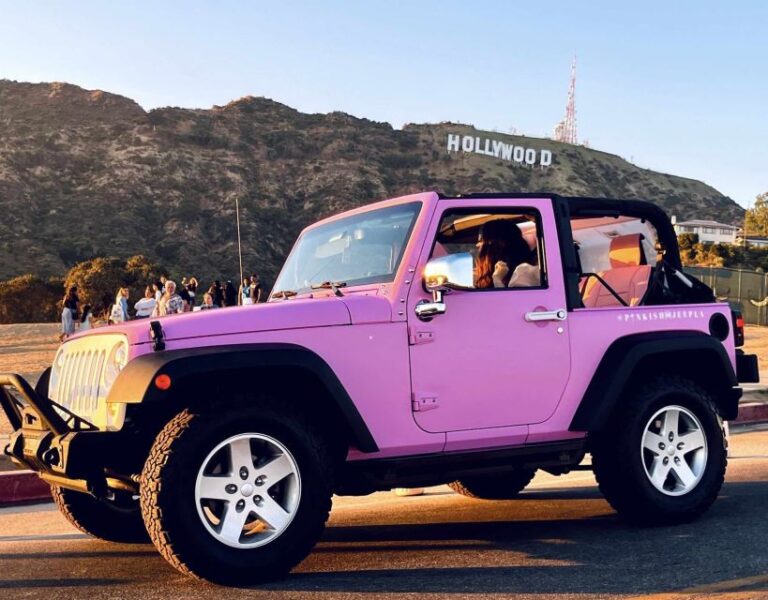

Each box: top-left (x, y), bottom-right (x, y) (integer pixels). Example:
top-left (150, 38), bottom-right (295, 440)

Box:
top-left (273, 202), bottom-right (421, 296)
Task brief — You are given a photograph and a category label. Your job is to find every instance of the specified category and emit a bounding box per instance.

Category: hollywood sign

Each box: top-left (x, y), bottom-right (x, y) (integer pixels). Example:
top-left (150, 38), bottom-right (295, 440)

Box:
top-left (446, 133), bottom-right (553, 168)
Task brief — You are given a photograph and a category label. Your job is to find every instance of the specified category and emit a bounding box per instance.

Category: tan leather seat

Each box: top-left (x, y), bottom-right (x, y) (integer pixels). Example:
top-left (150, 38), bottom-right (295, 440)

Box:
top-left (582, 234), bottom-right (651, 307)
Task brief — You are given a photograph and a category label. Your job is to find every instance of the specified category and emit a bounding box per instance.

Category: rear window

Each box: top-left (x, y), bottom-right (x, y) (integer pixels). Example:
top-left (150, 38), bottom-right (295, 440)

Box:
top-left (572, 216), bottom-right (659, 308)
top-left (572, 216), bottom-right (659, 274)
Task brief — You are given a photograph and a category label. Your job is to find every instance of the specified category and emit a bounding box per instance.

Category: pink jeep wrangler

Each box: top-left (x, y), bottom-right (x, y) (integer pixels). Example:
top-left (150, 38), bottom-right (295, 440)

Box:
top-left (0, 191), bottom-right (759, 585)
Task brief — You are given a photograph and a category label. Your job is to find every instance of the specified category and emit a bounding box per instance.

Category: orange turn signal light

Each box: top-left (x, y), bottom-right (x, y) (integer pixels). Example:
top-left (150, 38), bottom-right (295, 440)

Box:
top-left (154, 374), bottom-right (172, 390)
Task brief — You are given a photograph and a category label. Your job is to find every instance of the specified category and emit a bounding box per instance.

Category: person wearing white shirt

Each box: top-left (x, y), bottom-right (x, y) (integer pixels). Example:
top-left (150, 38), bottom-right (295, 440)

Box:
top-left (135, 286), bottom-right (157, 318)
top-left (109, 287), bottom-right (130, 323)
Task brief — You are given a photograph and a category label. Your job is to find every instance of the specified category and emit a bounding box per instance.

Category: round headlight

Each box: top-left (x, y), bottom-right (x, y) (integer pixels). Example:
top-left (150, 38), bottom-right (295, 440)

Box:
top-left (114, 344), bottom-right (128, 369)
top-left (103, 341), bottom-right (129, 389)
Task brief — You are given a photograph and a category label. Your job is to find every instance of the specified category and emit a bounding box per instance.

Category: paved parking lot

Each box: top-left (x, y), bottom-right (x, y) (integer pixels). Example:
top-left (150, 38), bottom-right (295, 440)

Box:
top-left (1, 426), bottom-right (767, 600)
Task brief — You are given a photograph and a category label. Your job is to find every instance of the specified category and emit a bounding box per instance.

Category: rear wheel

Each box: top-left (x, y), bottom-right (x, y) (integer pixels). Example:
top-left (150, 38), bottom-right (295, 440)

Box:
top-left (591, 376), bottom-right (726, 525)
top-left (140, 404), bottom-right (334, 585)
top-left (449, 468), bottom-right (536, 499)
top-left (52, 485), bottom-right (148, 543)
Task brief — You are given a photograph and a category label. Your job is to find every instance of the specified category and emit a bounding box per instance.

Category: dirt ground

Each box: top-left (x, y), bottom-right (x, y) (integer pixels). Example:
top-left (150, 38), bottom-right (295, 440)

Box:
top-left (0, 323), bottom-right (60, 440)
top-left (0, 323), bottom-right (766, 438)
top-left (0, 323), bottom-right (60, 384)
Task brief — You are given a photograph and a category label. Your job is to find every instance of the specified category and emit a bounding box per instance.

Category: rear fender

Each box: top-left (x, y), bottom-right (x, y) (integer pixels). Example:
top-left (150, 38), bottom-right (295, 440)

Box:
top-left (570, 331), bottom-right (739, 432)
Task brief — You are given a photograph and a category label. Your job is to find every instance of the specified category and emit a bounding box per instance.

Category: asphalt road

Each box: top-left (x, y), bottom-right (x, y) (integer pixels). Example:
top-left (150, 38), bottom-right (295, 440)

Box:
top-left (1, 428), bottom-right (768, 600)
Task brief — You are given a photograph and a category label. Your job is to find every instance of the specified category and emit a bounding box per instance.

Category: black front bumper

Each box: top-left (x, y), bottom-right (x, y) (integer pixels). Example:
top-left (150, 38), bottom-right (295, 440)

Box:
top-left (0, 373), bottom-right (136, 496)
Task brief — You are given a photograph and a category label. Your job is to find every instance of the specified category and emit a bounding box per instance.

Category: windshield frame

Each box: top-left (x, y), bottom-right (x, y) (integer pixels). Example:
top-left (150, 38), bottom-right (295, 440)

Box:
top-left (273, 201), bottom-right (422, 297)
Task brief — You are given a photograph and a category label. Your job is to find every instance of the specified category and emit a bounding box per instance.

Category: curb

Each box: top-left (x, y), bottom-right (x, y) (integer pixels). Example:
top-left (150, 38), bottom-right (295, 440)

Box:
top-left (0, 471), bottom-right (51, 506)
top-left (736, 385), bottom-right (768, 425)
top-left (735, 402), bottom-right (768, 426)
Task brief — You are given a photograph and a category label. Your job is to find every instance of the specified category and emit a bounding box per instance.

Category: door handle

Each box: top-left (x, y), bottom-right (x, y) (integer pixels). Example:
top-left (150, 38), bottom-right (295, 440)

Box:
top-left (525, 308), bottom-right (567, 322)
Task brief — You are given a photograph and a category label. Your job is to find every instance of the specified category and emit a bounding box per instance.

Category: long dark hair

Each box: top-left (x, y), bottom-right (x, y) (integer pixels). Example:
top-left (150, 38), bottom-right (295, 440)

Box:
top-left (475, 219), bottom-right (531, 289)
top-left (62, 285), bottom-right (78, 308)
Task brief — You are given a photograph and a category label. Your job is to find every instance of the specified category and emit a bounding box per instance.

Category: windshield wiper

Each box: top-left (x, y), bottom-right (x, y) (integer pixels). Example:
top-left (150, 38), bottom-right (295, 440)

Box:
top-left (311, 281), bottom-right (347, 297)
top-left (271, 289), bottom-right (298, 300)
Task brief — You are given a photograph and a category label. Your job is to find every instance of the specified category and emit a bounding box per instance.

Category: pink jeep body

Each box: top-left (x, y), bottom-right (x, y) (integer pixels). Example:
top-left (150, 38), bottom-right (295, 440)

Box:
top-left (1, 190), bottom-right (759, 585)
top-left (62, 191), bottom-right (744, 465)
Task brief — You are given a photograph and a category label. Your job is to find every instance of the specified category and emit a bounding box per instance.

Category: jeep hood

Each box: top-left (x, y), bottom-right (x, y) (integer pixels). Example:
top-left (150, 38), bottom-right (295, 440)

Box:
top-left (72, 295), bottom-right (393, 346)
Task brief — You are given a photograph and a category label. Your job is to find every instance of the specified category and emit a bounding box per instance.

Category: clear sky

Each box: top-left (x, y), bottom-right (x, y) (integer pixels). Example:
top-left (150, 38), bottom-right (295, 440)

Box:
top-left (0, 1), bottom-right (765, 208)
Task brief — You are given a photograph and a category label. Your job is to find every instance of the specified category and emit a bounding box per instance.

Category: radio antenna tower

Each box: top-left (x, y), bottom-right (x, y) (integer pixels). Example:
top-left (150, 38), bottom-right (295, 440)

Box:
top-left (553, 56), bottom-right (578, 145)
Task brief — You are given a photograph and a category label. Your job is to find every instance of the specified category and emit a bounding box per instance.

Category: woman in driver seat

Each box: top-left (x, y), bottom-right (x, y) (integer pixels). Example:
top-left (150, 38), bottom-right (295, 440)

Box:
top-left (475, 219), bottom-right (540, 289)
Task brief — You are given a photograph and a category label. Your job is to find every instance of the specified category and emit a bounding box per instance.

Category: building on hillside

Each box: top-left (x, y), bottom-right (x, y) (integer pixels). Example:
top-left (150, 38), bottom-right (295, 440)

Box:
top-left (672, 217), bottom-right (739, 244)
top-left (739, 235), bottom-right (768, 248)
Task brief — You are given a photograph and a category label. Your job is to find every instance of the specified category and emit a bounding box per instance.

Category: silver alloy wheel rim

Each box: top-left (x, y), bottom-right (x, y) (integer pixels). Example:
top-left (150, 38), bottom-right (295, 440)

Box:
top-left (194, 433), bottom-right (301, 549)
top-left (641, 405), bottom-right (708, 497)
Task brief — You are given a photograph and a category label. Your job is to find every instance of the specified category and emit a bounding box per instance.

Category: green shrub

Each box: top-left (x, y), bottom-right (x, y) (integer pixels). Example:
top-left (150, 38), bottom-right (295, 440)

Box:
top-left (0, 275), bottom-right (62, 324)
top-left (64, 255), bottom-right (166, 318)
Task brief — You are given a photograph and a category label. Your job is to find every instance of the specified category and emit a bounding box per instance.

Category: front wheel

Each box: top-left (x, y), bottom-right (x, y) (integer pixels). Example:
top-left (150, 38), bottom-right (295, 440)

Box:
top-left (140, 404), bottom-right (334, 585)
top-left (591, 376), bottom-right (727, 525)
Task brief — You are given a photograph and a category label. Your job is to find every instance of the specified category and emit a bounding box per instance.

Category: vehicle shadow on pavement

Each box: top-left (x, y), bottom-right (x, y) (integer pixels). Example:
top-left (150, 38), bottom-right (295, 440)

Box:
top-left (0, 550), bottom-right (157, 561)
top-left (0, 481), bottom-right (766, 597)
top-left (258, 480), bottom-right (768, 596)
top-left (507, 486), bottom-right (605, 500)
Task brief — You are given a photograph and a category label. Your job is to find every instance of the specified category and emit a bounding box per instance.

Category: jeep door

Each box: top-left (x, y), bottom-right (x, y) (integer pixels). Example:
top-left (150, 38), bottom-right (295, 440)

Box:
top-left (406, 198), bottom-right (571, 438)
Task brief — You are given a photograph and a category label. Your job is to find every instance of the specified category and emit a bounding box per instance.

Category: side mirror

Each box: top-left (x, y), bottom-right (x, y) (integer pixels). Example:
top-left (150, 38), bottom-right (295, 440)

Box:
top-left (416, 253), bottom-right (474, 321)
top-left (423, 252), bottom-right (474, 292)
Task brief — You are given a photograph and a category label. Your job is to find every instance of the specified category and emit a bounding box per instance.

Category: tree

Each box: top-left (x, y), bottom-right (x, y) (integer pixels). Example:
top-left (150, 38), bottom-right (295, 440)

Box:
top-left (64, 255), bottom-right (165, 318)
top-left (745, 192), bottom-right (768, 236)
top-left (124, 255), bottom-right (166, 288)
top-left (0, 255), bottom-right (167, 324)
top-left (0, 275), bottom-right (62, 324)
top-left (64, 257), bottom-right (126, 318)
top-left (678, 233), bottom-right (699, 266)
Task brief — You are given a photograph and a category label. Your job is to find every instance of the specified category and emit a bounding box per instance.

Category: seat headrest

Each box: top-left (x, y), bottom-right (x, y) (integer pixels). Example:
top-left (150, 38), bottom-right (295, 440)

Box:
top-left (609, 234), bottom-right (646, 268)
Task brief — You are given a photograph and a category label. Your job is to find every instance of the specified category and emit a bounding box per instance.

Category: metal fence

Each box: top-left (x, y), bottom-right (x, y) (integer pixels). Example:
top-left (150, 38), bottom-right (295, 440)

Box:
top-left (685, 266), bottom-right (768, 326)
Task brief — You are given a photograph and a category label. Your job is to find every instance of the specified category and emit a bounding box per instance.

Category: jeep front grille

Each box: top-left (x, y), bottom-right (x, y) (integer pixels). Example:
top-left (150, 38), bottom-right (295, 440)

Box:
top-left (54, 349), bottom-right (108, 416)
top-left (49, 334), bottom-right (129, 430)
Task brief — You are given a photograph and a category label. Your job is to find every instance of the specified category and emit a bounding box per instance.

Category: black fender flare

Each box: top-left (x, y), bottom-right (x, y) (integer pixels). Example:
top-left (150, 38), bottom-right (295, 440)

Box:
top-left (106, 343), bottom-right (379, 453)
top-left (569, 331), bottom-right (740, 432)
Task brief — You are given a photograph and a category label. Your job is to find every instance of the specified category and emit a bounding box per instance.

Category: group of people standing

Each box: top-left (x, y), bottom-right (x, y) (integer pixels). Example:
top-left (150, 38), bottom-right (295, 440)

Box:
top-left (201, 275), bottom-right (263, 310)
top-left (59, 285), bottom-right (94, 340)
top-left (60, 274), bottom-right (264, 339)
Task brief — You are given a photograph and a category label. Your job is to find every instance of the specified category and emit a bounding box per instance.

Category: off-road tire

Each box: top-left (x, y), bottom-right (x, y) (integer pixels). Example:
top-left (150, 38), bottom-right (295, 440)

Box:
top-left (591, 375), bottom-right (727, 526)
top-left (52, 485), bottom-right (149, 543)
top-left (449, 468), bottom-right (537, 499)
top-left (140, 403), bottom-right (334, 586)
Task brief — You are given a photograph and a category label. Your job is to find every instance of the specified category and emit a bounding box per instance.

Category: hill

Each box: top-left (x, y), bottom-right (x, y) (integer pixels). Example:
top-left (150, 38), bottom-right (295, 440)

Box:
top-left (0, 80), bottom-right (744, 287)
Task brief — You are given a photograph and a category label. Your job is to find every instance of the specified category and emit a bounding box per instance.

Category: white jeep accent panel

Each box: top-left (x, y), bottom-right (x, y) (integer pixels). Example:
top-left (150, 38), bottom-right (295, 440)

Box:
top-left (49, 334), bottom-right (129, 431)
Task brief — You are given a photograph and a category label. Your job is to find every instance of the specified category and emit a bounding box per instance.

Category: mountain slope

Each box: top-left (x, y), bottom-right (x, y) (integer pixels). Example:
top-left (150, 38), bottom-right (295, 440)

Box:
top-left (0, 80), bottom-right (743, 285)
